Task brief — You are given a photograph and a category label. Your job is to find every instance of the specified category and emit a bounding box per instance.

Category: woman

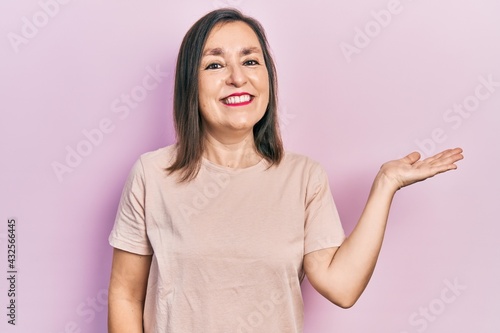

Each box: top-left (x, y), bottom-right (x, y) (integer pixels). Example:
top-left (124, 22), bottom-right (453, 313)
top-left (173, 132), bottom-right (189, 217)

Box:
top-left (107, 8), bottom-right (463, 333)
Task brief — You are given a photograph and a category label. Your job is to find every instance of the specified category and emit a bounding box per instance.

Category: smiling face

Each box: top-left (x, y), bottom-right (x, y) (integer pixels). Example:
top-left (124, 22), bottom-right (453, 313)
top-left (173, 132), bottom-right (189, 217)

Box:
top-left (198, 21), bottom-right (270, 142)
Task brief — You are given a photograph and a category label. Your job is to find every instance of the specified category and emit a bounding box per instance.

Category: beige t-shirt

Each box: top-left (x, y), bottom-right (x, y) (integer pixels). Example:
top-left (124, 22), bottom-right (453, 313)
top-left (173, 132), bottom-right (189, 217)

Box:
top-left (109, 145), bottom-right (345, 333)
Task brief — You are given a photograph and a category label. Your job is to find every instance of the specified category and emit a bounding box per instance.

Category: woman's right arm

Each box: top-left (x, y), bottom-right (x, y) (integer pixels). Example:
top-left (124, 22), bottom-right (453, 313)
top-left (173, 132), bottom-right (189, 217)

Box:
top-left (108, 248), bottom-right (152, 333)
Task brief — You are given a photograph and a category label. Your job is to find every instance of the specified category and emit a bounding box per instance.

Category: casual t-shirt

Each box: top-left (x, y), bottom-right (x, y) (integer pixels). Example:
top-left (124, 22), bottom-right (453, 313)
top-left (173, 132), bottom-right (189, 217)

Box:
top-left (108, 145), bottom-right (345, 333)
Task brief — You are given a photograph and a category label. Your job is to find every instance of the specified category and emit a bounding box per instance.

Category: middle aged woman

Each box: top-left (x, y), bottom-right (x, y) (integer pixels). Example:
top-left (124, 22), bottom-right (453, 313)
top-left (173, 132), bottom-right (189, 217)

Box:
top-left (108, 8), bottom-right (464, 333)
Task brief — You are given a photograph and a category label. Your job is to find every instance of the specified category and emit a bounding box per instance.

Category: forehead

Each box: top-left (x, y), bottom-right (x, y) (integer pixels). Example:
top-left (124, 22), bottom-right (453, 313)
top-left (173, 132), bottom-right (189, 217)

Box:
top-left (203, 21), bottom-right (262, 52)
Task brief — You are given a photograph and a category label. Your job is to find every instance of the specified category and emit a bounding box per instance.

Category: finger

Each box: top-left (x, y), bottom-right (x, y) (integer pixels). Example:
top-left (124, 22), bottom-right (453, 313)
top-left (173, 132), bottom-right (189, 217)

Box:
top-left (433, 148), bottom-right (464, 165)
top-left (424, 147), bottom-right (463, 165)
top-left (423, 148), bottom-right (457, 163)
top-left (432, 157), bottom-right (463, 171)
top-left (439, 147), bottom-right (463, 160)
top-left (422, 156), bottom-right (461, 172)
top-left (430, 162), bottom-right (459, 176)
top-left (402, 151), bottom-right (421, 165)
top-left (422, 150), bottom-right (448, 163)
top-left (427, 153), bottom-right (463, 174)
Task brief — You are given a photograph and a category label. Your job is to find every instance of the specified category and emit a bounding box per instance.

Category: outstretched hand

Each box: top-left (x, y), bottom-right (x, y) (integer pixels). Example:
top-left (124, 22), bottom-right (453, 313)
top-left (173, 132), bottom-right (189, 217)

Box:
top-left (378, 148), bottom-right (464, 192)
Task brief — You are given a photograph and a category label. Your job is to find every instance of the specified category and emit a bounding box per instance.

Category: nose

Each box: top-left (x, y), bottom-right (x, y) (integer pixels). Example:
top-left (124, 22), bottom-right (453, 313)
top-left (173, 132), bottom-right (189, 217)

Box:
top-left (225, 64), bottom-right (247, 87)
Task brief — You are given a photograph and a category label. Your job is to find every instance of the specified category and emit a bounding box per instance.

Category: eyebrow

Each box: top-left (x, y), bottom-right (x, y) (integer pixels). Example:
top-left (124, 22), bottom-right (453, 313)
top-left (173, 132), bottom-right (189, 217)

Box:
top-left (202, 46), bottom-right (262, 57)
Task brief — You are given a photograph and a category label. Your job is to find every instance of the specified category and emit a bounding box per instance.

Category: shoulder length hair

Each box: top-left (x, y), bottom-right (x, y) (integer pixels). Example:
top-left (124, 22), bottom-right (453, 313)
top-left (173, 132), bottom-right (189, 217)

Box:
top-left (166, 8), bottom-right (283, 181)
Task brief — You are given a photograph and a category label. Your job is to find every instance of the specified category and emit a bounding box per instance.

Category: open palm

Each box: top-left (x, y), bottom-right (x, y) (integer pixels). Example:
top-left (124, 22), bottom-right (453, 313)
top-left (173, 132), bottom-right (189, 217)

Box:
top-left (379, 148), bottom-right (464, 191)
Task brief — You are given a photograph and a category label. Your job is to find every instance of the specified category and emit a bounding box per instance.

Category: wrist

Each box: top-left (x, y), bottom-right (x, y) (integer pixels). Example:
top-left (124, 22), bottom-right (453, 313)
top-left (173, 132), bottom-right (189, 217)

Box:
top-left (373, 170), bottom-right (400, 196)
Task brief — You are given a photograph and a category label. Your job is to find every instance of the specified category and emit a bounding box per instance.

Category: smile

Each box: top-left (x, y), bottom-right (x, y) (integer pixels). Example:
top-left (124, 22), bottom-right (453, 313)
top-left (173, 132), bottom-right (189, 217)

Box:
top-left (221, 93), bottom-right (254, 107)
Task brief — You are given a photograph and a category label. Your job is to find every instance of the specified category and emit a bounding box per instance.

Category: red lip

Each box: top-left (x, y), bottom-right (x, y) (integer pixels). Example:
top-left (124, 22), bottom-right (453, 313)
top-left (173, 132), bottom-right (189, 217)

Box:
top-left (222, 92), bottom-right (252, 99)
top-left (221, 92), bottom-right (254, 107)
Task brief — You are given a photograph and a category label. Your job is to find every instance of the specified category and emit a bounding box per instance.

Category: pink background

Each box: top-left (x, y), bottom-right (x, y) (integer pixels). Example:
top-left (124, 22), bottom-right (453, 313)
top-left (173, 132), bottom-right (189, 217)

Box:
top-left (1, 0), bottom-right (499, 332)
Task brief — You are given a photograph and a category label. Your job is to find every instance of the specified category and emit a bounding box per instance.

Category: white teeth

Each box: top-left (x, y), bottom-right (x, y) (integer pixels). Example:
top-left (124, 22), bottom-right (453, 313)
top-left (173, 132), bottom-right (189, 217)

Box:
top-left (224, 94), bottom-right (251, 104)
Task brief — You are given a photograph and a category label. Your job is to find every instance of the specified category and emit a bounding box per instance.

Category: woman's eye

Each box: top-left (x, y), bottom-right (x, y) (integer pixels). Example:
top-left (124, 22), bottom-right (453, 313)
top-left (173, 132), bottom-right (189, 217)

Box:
top-left (205, 63), bottom-right (222, 70)
top-left (244, 60), bottom-right (259, 66)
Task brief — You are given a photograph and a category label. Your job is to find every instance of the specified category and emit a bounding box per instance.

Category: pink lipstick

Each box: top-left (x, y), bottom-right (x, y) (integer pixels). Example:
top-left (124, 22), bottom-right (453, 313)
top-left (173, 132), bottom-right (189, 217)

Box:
top-left (221, 92), bottom-right (254, 107)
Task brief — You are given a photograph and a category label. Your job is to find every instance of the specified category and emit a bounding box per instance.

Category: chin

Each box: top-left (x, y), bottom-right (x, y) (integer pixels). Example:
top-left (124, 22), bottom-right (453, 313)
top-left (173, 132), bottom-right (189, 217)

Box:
top-left (229, 123), bottom-right (255, 132)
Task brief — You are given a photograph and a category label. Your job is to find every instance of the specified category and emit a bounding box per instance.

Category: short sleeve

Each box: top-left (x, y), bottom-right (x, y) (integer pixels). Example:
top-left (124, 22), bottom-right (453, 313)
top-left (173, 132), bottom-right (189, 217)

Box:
top-left (108, 158), bottom-right (153, 255)
top-left (304, 163), bottom-right (345, 254)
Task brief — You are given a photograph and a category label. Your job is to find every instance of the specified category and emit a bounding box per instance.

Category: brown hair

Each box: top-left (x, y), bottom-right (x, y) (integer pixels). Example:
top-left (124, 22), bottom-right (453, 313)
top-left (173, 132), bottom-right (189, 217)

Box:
top-left (167, 8), bottom-right (283, 181)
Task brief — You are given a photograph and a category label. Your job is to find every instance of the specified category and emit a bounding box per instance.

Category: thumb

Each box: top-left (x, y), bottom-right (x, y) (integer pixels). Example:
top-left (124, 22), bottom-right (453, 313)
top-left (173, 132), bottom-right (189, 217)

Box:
top-left (402, 151), bottom-right (421, 164)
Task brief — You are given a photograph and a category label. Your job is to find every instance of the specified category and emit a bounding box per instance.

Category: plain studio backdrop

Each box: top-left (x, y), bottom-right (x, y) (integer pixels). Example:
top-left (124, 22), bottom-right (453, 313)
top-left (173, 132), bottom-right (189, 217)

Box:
top-left (1, 0), bottom-right (499, 332)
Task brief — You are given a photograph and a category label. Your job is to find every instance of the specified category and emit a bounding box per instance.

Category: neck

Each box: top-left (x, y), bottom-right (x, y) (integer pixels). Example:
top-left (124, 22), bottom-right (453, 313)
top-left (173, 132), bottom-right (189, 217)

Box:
top-left (203, 131), bottom-right (262, 169)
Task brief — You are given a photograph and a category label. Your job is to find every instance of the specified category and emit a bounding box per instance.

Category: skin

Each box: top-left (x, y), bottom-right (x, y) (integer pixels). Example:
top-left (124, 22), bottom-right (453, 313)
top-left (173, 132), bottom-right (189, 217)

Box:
top-left (303, 148), bottom-right (463, 308)
top-left (107, 20), bottom-right (464, 331)
top-left (198, 21), bottom-right (269, 168)
top-left (108, 248), bottom-right (151, 333)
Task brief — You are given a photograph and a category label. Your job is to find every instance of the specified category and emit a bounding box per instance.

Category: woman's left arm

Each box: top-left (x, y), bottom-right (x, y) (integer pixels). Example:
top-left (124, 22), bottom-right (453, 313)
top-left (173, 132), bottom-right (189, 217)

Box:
top-left (304, 148), bottom-right (464, 309)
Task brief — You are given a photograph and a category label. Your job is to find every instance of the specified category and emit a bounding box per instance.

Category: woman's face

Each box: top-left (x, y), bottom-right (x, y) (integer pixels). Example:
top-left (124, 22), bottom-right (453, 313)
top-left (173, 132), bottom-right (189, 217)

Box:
top-left (198, 21), bottom-right (269, 141)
